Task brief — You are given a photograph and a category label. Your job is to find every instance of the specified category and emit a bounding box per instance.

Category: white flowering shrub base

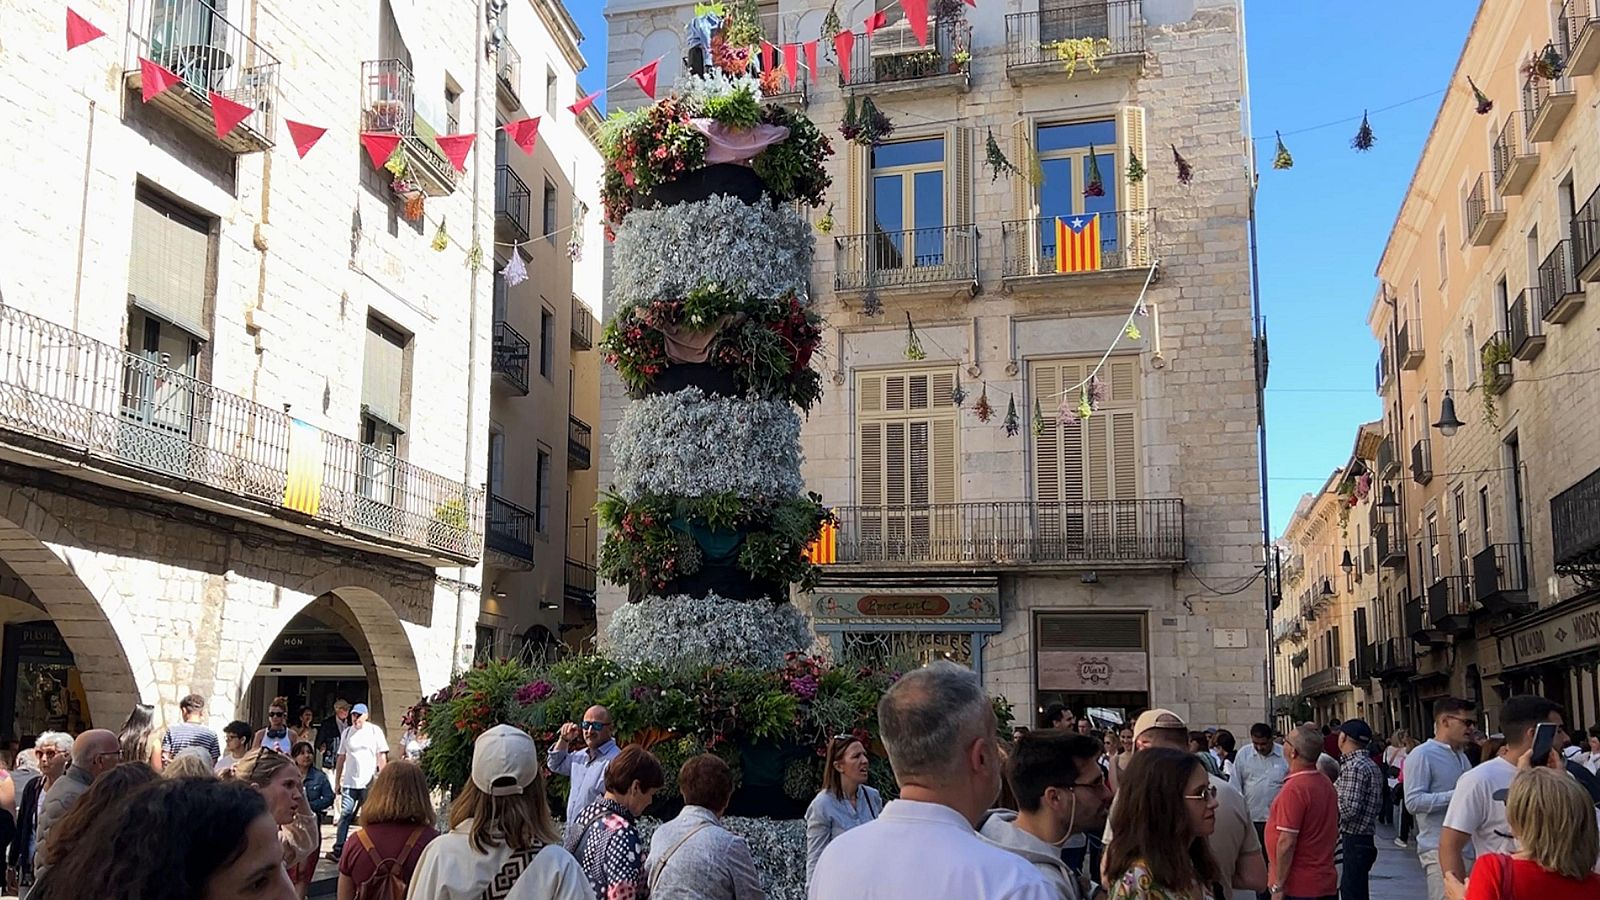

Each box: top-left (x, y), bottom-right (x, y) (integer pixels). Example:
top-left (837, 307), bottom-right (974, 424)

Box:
top-left (613, 388), bottom-right (805, 500)
top-left (612, 195), bottom-right (814, 307)
top-left (638, 816), bottom-right (807, 900)
top-left (606, 593), bottom-right (811, 669)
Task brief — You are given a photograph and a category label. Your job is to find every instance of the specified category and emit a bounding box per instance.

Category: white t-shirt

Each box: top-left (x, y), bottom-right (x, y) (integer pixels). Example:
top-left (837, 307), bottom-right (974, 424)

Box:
top-left (407, 820), bottom-right (590, 900)
top-left (1442, 756), bottom-right (1515, 858)
top-left (338, 723), bottom-right (388, 789)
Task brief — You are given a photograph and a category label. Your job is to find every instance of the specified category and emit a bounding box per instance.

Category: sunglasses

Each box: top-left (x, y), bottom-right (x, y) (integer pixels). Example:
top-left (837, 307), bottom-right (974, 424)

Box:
top-left (580, 721), bottom-right (609, 731)
top-left (269, 711), bottom-right (287, 717)
top-left (1183, 785), bottom-right (1219, 802)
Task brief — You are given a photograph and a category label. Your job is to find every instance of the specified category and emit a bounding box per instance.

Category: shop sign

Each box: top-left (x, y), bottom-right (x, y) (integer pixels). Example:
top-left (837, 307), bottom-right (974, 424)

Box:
top-left (13, 622), bottom-right (74, 665)
top-left (1037, 650), bottom-right (1149, 692)
top-left (1498, 598), bottom-right (1600, 668)
top-left (813, 585), bottom-right (1000, 624)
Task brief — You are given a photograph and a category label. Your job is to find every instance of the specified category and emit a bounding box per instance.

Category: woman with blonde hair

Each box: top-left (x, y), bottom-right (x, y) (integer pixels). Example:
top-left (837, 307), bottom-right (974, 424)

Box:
top-left (230, 748), bottom-right (316, 880)
top-left (1453, 766), bottom-right (1600, 899)
top-left (335, 760), bottom-right (437, 900)
top-left (162, 749), bottom-right (218, 780)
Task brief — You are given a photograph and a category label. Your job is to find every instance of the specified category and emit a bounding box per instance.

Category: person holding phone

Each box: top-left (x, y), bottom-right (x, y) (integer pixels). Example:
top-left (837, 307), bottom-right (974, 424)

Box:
top-left (1438, 696), bottom-right (1565, 886)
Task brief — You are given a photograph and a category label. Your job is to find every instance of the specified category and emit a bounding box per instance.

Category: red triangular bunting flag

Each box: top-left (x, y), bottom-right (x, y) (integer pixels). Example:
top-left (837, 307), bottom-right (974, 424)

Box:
top-left (782, 44), bottom-right (799, 89)
top-left (435, 134), bottom-right (475, 172)
top-left (629, 60), bottom-right (660, 99)
top-left (865, 11), bottom-right (888, 37)
top-left (284, 120), bottom-right (327, 158)
top-left (802, 40), bottom-right (819, 85)
top-left (963, 0), bottom-right (976, 5)
top-left (834, 30), bottom-right (856, 69)
top-left (902, 0), bottom-right (929, 45)
top-left (760, 41), bottom-right (776, 74)
top-left (504, 116), bottom-right (541, 154)
top-left (65, 8), bottom-right (105, 50)
top-left (360, 132), bottom-right (402, 169)
top-left (207, 91), bottom-right (254, 139)
top-left (139, 57), bottom-right (181, 103)
top-left (568, 91), bottom-right (600, 117)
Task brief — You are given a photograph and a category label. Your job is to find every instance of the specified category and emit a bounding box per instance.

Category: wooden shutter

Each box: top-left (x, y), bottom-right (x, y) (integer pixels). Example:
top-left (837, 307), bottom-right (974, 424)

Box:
top-left (128, 192), bottom-right (212, 340)
top-left (845, 142), bottom-right (868, 237)
top-left (362, 317), bottom-right (407, 426)
top-left (1120, 106), bottom-right (1149, 266)
top-left (1033, 357), bottom-right (1141, 553)
top-left (947, 126), bottom-right (974, 275)
top-left (857, 369), bottom-right (960, 560)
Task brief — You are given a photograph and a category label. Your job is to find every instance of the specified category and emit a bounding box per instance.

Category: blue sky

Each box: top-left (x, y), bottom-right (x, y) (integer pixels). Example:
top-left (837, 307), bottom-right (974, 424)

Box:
top-left (572, 1), bottom-right (1479, 538)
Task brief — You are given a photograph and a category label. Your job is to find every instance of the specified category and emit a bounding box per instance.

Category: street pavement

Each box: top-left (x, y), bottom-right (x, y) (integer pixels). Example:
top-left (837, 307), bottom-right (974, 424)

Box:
top-left (1370, 819), bottom-right (1429, 900)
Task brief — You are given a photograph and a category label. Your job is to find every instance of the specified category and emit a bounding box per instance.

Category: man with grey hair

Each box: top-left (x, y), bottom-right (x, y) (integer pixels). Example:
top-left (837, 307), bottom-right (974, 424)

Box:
top-left (809, 661), bottom-right (1053, 899)
top-left (1265, 726), bottom-right (1339, 900)
top-left (34, 728), bottom-right (120, 885)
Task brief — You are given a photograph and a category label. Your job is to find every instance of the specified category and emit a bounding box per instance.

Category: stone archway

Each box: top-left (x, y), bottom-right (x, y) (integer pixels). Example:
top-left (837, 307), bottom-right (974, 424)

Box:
top-left (0, 483), bottom-right (158, 728)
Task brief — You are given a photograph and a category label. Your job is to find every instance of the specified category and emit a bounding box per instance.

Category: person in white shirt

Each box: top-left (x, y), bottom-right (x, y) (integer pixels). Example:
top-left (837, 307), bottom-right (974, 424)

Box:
top-left (330, 702), bottom-right (387, 860)
top-left (1213, 730), bottom-right (1238, 782)
top-left (809, 661), bottom-right (1055, 900)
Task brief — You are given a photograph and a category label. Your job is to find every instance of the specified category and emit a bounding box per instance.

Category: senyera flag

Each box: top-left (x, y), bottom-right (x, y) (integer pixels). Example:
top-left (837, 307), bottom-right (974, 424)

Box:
top-left (1055, 214), bottom-right (1103, 273)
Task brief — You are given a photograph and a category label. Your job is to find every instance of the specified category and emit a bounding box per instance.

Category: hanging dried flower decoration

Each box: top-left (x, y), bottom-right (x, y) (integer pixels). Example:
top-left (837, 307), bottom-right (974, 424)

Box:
top-left (816, 203), bottom-right (835, 234)
top-left (1057, 392), bottom-right (1079, 426)
top-left (1124, 322), bottom-right (1142, 341)
top-left (1088, 374), bottom-right (1108, 407)
top-left (1351, 111), bottom-right (1376, 152)
top-left (1272, 131), bottom-right (1293, 170)
top-left (1003, 397), bottom-right (1021, 438)
top-left (1084, 145), bottom-right (1105, 197)
top-left (466, 240), bottom-right (484, 271)
top-left (1027, 136), bottom-right (1045, 187)
top-left (1077, 389), bottom-right (1094, 421)
top-left (985, 128), bottom-right (1020, 182)
top-left (431, 217), bottom-right (449, 252)
top-left (1126, 147), bottom-right (1145, 184)
top-left (1032, 399), bottom-right (1046, 436)
top-left (1172, 144), bottom-right (1193, 185)
top-left (904, 313), bottom-right (926, 361)
top-left (1524, 41), bottom-right (1565, 81)
top-left (403, 195), bottom-right (425, 222)
top-left (973, 384), bottom-right (994, 423)
top-left (950, 376), bottom-right (967, 408)
top-left (502, 250), bottom-right (529, 287)
top-left (1467, 76), bottom-right (1493, 115)
top-left (821, 1), bottom-right (842, 51)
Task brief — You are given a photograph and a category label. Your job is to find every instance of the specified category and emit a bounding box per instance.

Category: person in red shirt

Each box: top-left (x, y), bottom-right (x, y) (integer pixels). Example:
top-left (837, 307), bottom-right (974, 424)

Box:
top-left (335, 759), bottom-right (438, 898)
top-left (1266, 725), bottom-right (1340, 900)
top-left (1452, 766), bottom-right (1600, 900)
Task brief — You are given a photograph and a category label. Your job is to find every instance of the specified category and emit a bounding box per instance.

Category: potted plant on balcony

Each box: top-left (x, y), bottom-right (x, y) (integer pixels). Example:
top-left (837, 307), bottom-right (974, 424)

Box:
top-left (1051, 37), bottom-right (1114, 77)
top-left (428, 498), bottom-right (469, 551)
top-left (1480, 335), bottom-right (1512, 428)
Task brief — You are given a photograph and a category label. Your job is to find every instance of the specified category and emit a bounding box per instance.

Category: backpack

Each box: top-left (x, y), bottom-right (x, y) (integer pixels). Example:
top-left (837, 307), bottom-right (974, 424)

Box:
top-left (352, 827), bottom-right (426, 900)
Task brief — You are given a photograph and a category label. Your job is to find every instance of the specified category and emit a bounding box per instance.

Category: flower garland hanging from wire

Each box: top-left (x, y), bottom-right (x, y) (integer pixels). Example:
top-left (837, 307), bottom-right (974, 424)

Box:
top-left (431, 217), bottom-right (449, 252)
top-left (1126, 146), bottom-right (1145, 184)
top-left (1272, 131), bottom-right (1293, 170)
top-left (950, 375), bottom-right (967, 408)
top-left (1003, 397), bottom-right (1020, 437)
top-left (1524, 41), bottom-right (1565, 80)
top-left (904, 313), bottom-right (925, 361)
top-left (1172, 144), bottom-right (1193, 185)
top-left (973, 384), bottom-right (994, 423)
top-left (984, 128), bottom-right (1020, 182)
top-left (1031, 399), bottom-right (1046, 437)
top-left (1467, 76), bottom-right (1493, 115)
top-left (1084, 145), bottom-right (1105, 197)
top-left (1351, 111), bottom-right (1376, 152)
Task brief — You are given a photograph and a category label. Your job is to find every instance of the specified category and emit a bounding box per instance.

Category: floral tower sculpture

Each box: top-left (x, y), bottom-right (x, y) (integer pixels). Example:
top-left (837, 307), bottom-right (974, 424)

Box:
top-left (597, 31), bottom-right (834, 670)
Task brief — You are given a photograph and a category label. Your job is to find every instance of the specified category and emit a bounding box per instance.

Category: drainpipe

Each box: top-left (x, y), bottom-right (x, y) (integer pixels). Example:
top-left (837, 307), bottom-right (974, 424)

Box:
top-left (1249, 176), bottom-right (1274, 722)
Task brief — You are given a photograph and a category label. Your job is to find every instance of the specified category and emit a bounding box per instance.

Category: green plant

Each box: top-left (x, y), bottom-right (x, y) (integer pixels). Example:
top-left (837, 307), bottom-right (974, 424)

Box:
top-left (1481, 336), bottom-right (1513, 428)
top-left (600, 97), bottom-right (709, 225)
top-left (752, 106), bottom-right (835, 210)
top-left (433, 498), bottom-right (468, 530)
top-left (703, 85), bottom-right (763, 129)
top-left (1051, 36), bottom-right (1112, 77)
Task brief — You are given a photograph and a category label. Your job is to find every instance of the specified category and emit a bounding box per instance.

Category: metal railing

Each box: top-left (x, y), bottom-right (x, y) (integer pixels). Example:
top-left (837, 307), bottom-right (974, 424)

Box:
top-left (1573, 183), bottom-right (1600, 279)
top-left (568, 415), bottom-right (592, 470)
top-left (571, 297), bottom-right (593, 351)
top-left (496, 40), bottom-right (521, 101)
top-left (1430, 574), bottom-right (1475, 620)
top-left (1537, 240), bottom-right (1580, 320)
top-left (1559, 0), bottom-right (1595, 58)
top-left (564, 557), bottom-right (597, 606)
top-left (1302, 666), bottom-right (1350, 695)
top-left (496, 166), bottom-right (531, 241)
top-left (834, 224), bottom-right (979, 291)
top-left (487, 494), bottom-right (536, 562)
top-left (125, 0), bottom-right (280, 145)
top-left (1004, 1), bottom-right (1145, 69)
top-left (1522, 68), bottom-right (1575, 140)
top-left (0, 304), bottom-right (481, 558)
top-left (1376, 637), bottom-right (1417, 674)
top-left (492, 321), bottom-right (530, 396)
top-left (1411, 438), bottom-right (1433, 485)
top-left (1375, 348), bottom-right (1391, 393)
top-left (360, 59), bottom-right (456, 192)
top-left (1552, 466), bottom-right (1600, 575)
top-left (1374, 511), bottom-right (1406, 568)
top-left (1473, 543), bottom-right (1529, 605)
top-left (1508, 287), bottom-right (1545, 356)
top-left (827, 499), bottom-right (1184, 565)
top-left (840, 16), bottom-right (971, 87)
top-left (1376, 436), bottom-right (1396, 478)
top-left (1466, 172), bottom-right (1501, 238)
top-left (1492, 112), bottom-right (1535, 189)
top-left (1000, 210), bottom-right (1157, 276)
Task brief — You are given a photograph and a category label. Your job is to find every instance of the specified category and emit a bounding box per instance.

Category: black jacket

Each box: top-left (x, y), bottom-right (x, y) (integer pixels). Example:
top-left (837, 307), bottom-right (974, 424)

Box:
top-left (8, 775), bottom-right (42, 873)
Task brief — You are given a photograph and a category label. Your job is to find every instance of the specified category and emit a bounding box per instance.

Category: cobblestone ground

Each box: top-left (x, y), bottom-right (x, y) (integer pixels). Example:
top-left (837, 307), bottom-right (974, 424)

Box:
top-left (1370, 819), bottom-right (1429, 900)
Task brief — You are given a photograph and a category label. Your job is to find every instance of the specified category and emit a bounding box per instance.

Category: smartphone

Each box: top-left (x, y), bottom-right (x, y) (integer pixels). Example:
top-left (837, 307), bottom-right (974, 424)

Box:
top-left (1531, 722), bottom-right (1557, 764)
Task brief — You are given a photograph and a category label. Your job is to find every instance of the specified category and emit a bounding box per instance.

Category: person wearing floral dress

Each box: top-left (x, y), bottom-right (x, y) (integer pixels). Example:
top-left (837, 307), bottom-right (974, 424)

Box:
top-left (1104, 748), bottom-right (1225, 900)
top-left (565, 746), bottom-right (664, 900)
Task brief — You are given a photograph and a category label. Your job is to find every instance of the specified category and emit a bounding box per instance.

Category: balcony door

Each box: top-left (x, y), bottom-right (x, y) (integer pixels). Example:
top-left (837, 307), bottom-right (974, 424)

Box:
top-left (1031, 356), bottom-right (1140, 558)
top-left (1038, 120), bottom-right (1119, 254)
top-left (870, 138), bottom-right (945, 272)
top-left (855, 369), bottom-right (958, 562)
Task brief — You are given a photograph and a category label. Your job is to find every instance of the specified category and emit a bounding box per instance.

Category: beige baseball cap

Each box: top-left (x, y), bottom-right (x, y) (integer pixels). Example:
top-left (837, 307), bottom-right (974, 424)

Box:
top-left (1133, 708), bottom-right (1188, 738)
top-left (471, 724), bottom-right (540, 797)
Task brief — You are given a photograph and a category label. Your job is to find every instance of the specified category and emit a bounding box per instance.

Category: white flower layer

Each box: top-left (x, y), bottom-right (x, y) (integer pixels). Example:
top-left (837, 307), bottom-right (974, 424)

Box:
top-left (612, 194), bottom-right (813, 306)
top-left (612, 388), bottom-right (805, 501)
top-left (606, 593), bottom-right (811, 670)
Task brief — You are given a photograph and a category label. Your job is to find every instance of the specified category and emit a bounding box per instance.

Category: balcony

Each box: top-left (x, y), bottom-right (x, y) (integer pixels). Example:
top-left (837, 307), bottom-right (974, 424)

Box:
top-left (1408, 591), bottom-right (1449, 645)
top-left (1508, 288), bottom-right (1547, 361)
top-left (1523, 70), bottom-right (1576, 143)
top-left (1481, 332), bottom-right (1513, 395)
top-left (1397, 319), bottom-right (1424, 370)
top-left (1272, 617), bottom-right (1307, 645)
top-left (834, 224), bottom-right (979, 295)
top-left (1564, 0), bottom-right (1600, 75)
top-left (1375, 636), bottom-right (1417, 677)
top-left (1376, 436), bottom-right (1398, 480)
top-left (1430, 575), bottom-right (1475, 636)
top-left (1303, 665), bottom-right (1350, 696)
top-left (491, 321), bottom-right (530, 396)
top-left (567, 415), bottom-right (592, 471)
top-left (840, 15), bottom-right (971, 98)
top-left (123, 0), bottom-right (279, 154)
top-left (1538, 238), bottom-right (1586, 323)
top-left (571, 297), bottom-right (593, 351)
top-left (1373, 506), bottom-right (1405, 569)
top-left (1552, 466), bottom-right (1600, 578)
top-left (1375, 348), bottom-right (1391, 394)
top-left (1492, 112), bottom-right (1539, 195)
top-left (1004, 1), bottom-right (1145, 85)
top-left (1410, 438), bottom-right (1433, 485)
top-left (496, 40), bottom-right (521, 105)
top-left (0, 304), bottom-right (482, 565)
top-left (999, 210), bottom-right (1157, 284)
top-left (486, 494), bottom-right (536, 568)
top-left (564, 557), bottom-right (597, 609)
top-left (1474, 543), bottom-right (1531, 614)
top-left (1575, 183), bottom-right (1600, 285)
top-left (825, 499), bottom-right (1184, 569)
top-left (360, 59), bottom-right (458, 197)
top-left (495, 165), bottom-right (531, 243)
top-left (1466, 173), bottom-right (1506, 246)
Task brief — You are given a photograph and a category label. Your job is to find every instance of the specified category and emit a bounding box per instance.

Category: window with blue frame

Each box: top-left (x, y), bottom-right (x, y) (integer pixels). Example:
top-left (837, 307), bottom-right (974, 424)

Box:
top-left (870, 137), bottom-right (945, 269)
top-left (1036, 120), bottom-right (1120, 261)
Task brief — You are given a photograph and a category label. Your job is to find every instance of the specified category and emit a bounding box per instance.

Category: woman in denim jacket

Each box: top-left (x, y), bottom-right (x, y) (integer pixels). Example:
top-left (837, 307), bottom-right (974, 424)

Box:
top-left (804, 735), bottom-right (882, 882)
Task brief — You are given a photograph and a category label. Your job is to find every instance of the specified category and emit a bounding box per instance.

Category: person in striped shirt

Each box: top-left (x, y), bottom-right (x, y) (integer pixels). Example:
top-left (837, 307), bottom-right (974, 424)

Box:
top-left (160, 693), bottom-right (220, 768)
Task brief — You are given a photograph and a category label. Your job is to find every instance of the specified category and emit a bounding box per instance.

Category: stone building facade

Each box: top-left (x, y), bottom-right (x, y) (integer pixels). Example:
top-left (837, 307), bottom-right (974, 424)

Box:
top-left (599, 0), bottom-right (1267, 731)
top-left (1367, 1), bottom-right (1600, 736)
top-left (0, 0), bottom-right (500, 737)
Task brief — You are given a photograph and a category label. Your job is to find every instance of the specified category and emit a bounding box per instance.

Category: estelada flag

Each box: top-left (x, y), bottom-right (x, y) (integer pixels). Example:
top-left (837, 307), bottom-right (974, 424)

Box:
top-left (1055, 213), bottom-right (1102, 273)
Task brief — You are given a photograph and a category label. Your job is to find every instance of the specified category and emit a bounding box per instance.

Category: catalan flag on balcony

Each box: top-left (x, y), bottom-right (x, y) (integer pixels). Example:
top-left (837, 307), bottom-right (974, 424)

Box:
top-left (806, 520), bottom-right (838, 564)
top-left (283, 418), bottom-right (324, 516)
top-left (1055, 214), bottom-right (1102, 273)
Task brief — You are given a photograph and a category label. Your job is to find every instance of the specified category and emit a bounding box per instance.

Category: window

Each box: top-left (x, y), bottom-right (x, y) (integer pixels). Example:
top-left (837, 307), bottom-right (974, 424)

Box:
top-left (535, 448), bottom-right (551, 533)
top-left (1426, 512), bottom-right (1440, 583)
top-left (871, 138), bottom-right (945, 268)
top-left (1037, 121), bottom-right (1118, 222)
top-left (445, 84), bottom-right (461, 135)
top-left (1494, 276), bottom-right (1509, 330)
top-left (124, 308), bottom-right (201, 437)
top-left (1438, 227), bottom-right (1448, 284)
top-left (488, 429), bottom-right (505, 497)
top-left (1478, 486), bottom-right (1491, 547)
top-left (129, 190), bottom-right (213, 342)
top-left (539, 306), bottom-right (554, 378)
top-left (546, 67), bottom-right (558, 115)
top-left (543, 177), bottom-right (558, 240)
top-left (1463, 322), bottom-right (1477, 386)
top-left (1454, 486), bottom-right (1468, 577)
top-left (1032, 355), bottom-right (1140, 502)
top-left (855, 369), bottom-right (959, 548)
top-left (362, 316), bottom-right (409, 433)
top-left (474, 625), bottom-right (497, 662)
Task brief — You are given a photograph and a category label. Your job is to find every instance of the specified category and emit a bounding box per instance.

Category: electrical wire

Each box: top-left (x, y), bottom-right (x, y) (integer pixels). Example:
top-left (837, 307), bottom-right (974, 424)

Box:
top-left (1185, 562), bottom-right (1267, 596)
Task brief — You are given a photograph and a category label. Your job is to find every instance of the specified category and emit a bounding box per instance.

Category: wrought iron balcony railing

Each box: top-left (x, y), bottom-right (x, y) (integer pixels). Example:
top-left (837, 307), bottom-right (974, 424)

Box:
top-left (0, 304), bottom-right (481, 561)
top-left (1411, 438), bottom-right (1433, 485)
top-left (1375, 636), bottom-right (1417, 675)
top-left (568, 415), bottom-right (592, 471)
top-left (1537, 239), bottom-right (1584, 323)
top-left (1430, 575), bottom-right (1475, 634)
top-left (1508, 287), bottom-right (1546, 360)
top-left (1466, 172), bottom-right (1505, 245)
top-left (1302, 665), bottom-right (1350, 696)
top-left (1397, 318), bottom-right (1424, 369)
top-left (1474, 542), bottom-right (1531, 613)
top-left (492, 320), bottom-right (530, 396)
top-left (496, 166), bottom-right (531, 242)
top-left (1574, 183), bottom-right (1600, 284)
top-left (840, 15), bottom-right (972, 89)
top-left (834, 224), bottom-right (979, 292)
top-left (571, 296), bottom-right (594, 351)
top-left (1000, 210), bottom-right (1157, 277)
top-left (1492, 111), bottom-right (1539, 195)
top-left (564, 557), bottom-right (597, 608)
top-left (124, 0), bottom-right (280, 153)
top-left (825, 499), bottom-right (1184, 566)
top-left (1004, 1), bottom-right (1145, 72)
top-left (1375, 347), bottom-right (1391, 393)
top-left (496, 39), bottom-right (521, 102)
top-left (360, 59), bottom-right (458, 196)
top-left (1552, 466), bottom-right (1600, 577)
top-left (487, 494), bottom-right (536, 563)
top-left (1523, 67), bottom-right (1577, 142)
top-left (1376, 435), bottom-right (1397, 478)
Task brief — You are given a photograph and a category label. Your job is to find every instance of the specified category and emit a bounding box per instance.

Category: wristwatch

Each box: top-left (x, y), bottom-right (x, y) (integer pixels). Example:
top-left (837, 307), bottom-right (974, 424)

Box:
top-left (1268, 885), bottom-right (1284, 896)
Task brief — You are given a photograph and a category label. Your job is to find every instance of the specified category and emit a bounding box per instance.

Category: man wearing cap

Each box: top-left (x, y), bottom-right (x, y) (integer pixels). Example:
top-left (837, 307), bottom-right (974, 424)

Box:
top-left (317, 699), bottom-right (352, 769)
top-left (549, 705), bottom-right (621, 828)
top-left (329, 702), bottom-right (388, 861)
top-left (1333, 720), bottom-right (1382, 900)
top-left (1104, 709), bottom-right (1267, 899)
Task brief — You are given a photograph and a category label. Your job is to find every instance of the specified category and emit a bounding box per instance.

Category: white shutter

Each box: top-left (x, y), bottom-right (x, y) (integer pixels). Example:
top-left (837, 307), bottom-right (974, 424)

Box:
top-left (1120, 106), bottom-right (1150, 266)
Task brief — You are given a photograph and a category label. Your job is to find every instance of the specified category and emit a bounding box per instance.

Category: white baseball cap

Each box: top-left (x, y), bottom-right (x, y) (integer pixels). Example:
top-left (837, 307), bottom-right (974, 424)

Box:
top-left (471, 724), bottom-right (540, 797)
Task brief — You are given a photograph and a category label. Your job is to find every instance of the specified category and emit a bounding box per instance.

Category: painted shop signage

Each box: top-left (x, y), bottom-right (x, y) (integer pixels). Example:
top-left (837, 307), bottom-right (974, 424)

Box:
top-left (812, 587), bottom-right (1000, 624)
top-left (1498, 598), bottom-right (1600, 668)
top-left (1037, 650), bottom-right (1150, 692)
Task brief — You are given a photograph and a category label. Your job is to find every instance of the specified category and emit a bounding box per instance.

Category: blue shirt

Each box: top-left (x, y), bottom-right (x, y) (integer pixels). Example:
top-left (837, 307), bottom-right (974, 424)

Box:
top-left (1403, 738), bottom-right (1472, 852)
top-left (548, 738), bottom-right (620, 825)
top-left (804, 785), bottom-right (882, 881)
